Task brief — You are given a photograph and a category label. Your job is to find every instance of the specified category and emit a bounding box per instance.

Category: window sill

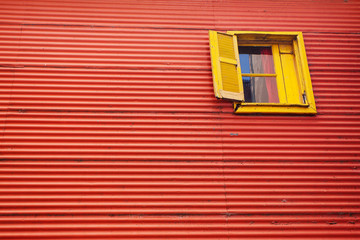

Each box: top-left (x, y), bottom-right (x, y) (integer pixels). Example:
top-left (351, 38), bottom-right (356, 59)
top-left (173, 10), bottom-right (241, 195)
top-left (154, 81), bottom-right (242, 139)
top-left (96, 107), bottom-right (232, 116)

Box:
top-left (234, 103), bottom-right (317, 115)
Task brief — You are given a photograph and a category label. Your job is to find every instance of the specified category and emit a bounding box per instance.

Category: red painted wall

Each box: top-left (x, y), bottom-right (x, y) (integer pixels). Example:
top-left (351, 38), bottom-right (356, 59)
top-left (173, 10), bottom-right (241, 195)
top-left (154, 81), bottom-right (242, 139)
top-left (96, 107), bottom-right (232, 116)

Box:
top-left (0, 0), bottom-right (359, 239)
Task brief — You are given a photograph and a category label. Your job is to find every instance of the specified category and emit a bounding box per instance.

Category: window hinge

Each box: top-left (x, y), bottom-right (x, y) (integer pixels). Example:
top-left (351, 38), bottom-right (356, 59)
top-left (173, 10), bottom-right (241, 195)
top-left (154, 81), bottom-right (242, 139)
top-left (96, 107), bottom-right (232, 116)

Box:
top-left (302, 92), bottom-right (307, 104)
top-left (234, 103), bottom-right (241, 112)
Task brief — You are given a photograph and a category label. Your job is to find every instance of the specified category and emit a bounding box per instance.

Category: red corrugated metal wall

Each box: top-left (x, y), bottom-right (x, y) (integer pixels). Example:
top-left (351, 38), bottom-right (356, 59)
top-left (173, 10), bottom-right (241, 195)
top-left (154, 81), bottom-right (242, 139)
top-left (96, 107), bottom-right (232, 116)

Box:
top-left (0, 0), bottom-right (359, 239)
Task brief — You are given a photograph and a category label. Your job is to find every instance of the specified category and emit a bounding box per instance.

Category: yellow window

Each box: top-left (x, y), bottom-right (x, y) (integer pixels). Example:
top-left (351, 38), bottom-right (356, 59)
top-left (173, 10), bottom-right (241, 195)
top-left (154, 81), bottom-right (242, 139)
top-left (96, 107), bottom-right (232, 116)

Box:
top-left (209, 31), bottom-right (316, 115)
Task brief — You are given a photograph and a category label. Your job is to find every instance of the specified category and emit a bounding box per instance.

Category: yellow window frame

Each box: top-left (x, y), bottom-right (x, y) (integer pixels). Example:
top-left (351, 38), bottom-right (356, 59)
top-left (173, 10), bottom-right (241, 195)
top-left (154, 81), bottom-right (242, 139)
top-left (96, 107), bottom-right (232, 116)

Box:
top-left (209, 31), bottom-right (316, 115)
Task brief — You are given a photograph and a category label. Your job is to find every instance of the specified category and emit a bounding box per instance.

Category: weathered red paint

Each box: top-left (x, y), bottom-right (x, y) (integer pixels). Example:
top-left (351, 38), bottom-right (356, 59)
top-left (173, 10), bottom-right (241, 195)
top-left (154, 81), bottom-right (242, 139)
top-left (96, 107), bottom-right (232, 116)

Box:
top-left (0, 0), bottom-right (359, 239)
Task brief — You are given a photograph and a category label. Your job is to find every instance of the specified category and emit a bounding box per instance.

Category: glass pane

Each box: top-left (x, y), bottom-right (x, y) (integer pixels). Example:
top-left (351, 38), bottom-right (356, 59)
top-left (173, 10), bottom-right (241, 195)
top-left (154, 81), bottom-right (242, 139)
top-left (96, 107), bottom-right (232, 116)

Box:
top-left (242, 77), bottom-right (279, 103)
top-left (239, 46), bottom-right (275, 74)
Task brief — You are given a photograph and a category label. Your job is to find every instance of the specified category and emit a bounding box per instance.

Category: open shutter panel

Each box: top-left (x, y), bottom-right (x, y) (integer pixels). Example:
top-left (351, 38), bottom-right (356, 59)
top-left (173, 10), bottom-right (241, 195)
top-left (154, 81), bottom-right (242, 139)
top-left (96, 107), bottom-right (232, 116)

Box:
top-left (209, 31), bottom-right (244, 101)
top-left (279, 43), bottom-right (305, 105)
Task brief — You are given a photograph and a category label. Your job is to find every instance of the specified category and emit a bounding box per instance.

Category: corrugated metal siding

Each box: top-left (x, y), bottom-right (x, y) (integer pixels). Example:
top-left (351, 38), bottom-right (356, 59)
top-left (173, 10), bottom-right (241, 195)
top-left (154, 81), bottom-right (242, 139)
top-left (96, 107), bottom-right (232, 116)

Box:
top-left (0, 0), bottom-right (359, 239)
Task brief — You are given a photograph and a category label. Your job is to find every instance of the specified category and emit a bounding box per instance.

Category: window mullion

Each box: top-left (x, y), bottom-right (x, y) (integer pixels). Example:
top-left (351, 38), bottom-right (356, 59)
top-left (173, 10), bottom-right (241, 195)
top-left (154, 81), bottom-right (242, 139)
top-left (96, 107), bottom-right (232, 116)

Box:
top-left (242, 73), bottom-right (277, 77)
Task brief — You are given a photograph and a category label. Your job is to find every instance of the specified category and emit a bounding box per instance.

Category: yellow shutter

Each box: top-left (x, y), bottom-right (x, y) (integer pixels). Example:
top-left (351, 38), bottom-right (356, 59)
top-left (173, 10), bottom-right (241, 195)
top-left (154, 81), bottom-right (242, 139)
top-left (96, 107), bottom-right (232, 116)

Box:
top-left (209, 31), bottom-right (244, 101)
top-left (279, 43), bottom-right (304, 105)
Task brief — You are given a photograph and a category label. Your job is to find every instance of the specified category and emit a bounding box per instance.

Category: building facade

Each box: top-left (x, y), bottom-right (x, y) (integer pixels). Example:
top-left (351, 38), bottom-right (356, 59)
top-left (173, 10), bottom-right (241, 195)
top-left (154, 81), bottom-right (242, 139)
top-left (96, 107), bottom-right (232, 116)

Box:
top-left (0, 0), bottom-right (359, 239)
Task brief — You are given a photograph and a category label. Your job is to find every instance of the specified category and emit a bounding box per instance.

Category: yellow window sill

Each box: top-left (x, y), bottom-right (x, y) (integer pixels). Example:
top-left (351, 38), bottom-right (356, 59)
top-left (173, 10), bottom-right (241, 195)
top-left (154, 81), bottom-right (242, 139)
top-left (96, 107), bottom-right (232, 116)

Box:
top-left (234, 103), bottom-right (317, 115)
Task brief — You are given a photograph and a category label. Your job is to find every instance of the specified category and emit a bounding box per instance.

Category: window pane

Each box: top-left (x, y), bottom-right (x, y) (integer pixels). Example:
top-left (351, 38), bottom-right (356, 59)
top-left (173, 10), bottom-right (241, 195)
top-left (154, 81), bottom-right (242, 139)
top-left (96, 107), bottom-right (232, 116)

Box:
top-left (242, 77), bottom-right (279, 103)
top-left (239, 46), bottom-right (275, 74)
